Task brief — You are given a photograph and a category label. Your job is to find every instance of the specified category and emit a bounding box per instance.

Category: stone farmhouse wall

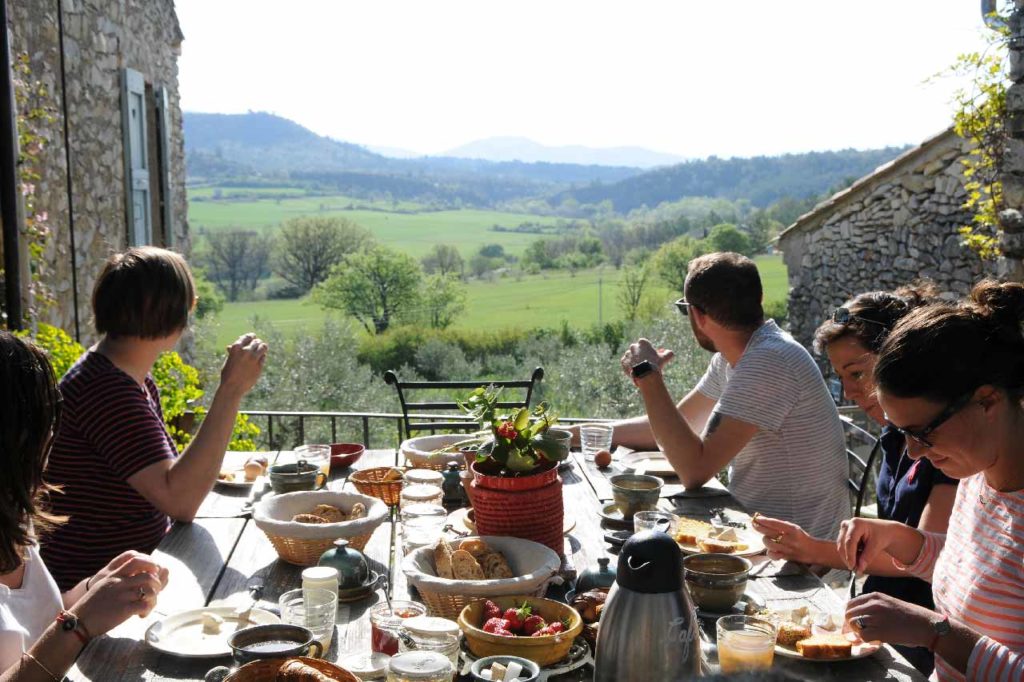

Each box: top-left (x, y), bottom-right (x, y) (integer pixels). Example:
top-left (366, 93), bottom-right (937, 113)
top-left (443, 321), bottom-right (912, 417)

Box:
top-left (778, 129), bottom-right (996, 348)
top-left (9, 0), bottom-right (188, 342)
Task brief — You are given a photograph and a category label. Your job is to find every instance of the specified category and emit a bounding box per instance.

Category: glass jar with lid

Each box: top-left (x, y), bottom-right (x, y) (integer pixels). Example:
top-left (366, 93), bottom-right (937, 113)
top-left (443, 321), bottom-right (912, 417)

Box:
top-left (399, 503), bottom-right (448, 553)
top-left (400, 483), bottom-right (444, 510)
top-left (404, 468), bottom-right (445, 488)
top-left (386, 651), bottom-right (453, 682)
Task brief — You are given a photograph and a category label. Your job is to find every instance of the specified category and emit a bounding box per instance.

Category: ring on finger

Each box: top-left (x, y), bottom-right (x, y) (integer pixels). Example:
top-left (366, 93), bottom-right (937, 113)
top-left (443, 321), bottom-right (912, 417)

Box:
top-left (771, 534), bottom-right (784, 543)
top-left (136, 586), bottom-right (147, 601)
top-left (853, 616), bottom-right (867, 630)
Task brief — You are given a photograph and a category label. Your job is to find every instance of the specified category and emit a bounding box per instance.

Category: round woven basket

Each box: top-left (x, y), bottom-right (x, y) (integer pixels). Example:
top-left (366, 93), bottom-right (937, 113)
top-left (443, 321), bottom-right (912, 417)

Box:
top-left (401, 434), bottom-right (473, 471)
top-left (349, 467), bottom-right (404, 506)
top-left (402, 535), bottom-right (561, 619)
top-left (471, 474), bottom-right (565, 556)
top-left (253, 491), bottom-right (388, 567)
top-left (225, 656), bottom-right (358, 682)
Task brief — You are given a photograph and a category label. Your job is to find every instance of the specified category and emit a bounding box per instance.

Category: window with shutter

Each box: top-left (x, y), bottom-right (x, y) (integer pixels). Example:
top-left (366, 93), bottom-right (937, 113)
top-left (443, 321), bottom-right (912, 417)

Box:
top-left (121, 68), bottom-right (151, 246)
top-left (154, 86), bottom-right (174, 247)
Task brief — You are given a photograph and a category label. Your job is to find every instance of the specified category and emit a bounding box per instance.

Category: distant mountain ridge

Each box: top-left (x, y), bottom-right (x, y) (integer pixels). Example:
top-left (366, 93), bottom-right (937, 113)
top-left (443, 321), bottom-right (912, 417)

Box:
top-left (443, 136), bottom-right (685, 168)
top-left (184, 111), bottom-right (912, 211)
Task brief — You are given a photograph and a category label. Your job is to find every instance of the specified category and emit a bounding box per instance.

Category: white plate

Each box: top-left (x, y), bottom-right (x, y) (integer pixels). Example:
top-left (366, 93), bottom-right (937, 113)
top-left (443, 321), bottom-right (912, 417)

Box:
top-left (677, 528), bottom-right (766, 557)
top-left (448, 507), bottom-right (576, 535)
top-left (214, 469), bottom-right (255, 488)
top-left (145, 606), bottom-right (279, 658)
top-left (774, 638), bottom-right (881, 662)
top-left (619, 451), bottom-right (677, 476)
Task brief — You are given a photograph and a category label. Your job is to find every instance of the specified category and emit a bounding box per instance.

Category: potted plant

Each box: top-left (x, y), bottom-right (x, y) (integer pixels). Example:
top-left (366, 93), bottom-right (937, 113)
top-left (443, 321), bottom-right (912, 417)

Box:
top-left (457, 386), bottom-right (569, 555)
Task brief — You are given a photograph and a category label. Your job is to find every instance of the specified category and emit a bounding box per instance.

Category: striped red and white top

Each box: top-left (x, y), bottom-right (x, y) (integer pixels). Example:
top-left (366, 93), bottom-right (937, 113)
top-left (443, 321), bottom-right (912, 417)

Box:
top-left (40, 352), bottom-right (175, 591)
top-left (904, 472), bottom-right (1024, 681)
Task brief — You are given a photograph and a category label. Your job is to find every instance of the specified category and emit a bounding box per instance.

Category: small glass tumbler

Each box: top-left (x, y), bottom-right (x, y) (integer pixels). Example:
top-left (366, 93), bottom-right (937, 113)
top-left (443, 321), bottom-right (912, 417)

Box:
top-left (716, 615), bottom-right (777, 673)
top-left (400, 503), bottom-right (448, 553)
top-left (370, 600), bottom-right (427, 656)
top-left (580, 423), bottom-right (614, 462)
top-left (295, 444), bottom-right (331, 484)
top-left (633, 510), bottom-right (678, 535)
top-left (279, 587), bottom-right (337, 654)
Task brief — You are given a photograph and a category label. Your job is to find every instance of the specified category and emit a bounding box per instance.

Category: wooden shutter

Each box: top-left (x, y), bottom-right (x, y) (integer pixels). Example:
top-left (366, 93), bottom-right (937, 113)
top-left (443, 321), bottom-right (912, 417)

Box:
top-left (153, 86), bottom-right (174, 246)
top-left (121, 68), bottom-right (151, 246)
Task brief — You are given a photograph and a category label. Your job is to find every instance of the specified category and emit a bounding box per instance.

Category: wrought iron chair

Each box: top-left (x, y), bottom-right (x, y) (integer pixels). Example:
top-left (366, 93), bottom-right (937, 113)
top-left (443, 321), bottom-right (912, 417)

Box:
top-left (383, 367), bottom-right (545, 439)
top-left (839, 408), bottom-right (882, 520)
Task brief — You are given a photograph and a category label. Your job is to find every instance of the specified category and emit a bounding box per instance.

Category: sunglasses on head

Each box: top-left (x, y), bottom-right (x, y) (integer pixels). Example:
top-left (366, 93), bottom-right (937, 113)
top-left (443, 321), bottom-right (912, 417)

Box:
top-left (832, 307), bottom-right (889, 329)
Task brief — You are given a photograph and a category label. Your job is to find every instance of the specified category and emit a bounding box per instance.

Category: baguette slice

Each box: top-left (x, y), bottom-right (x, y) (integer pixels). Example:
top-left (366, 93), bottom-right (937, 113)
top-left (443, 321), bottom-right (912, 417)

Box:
top-left (451, 549), bottom-right (485, 580)
top-left (479, 550), bottom-right (514, 579)
top-left (795, 633), bottom-right (853, 660)
top-left (776, 622), bottom-right (812, 647)
top-left (696, 537), bottom-right (747, 554)
top-left (433, 538), bottom-right (455, 579)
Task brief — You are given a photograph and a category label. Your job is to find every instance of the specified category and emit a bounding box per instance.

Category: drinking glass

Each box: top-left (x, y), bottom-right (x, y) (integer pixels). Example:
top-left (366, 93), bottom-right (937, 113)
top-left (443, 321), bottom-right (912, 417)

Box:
top-left (295, 444), bottom-right (331, 482)
top-left (580, 423), bottom-right (614, 462)
top-left (399, 503), bottom-right (448, 552)
top-left (716, 615), bottom-right (776, 673)
top-left (280, 587), bottom-right (337, 653)
top-left (633, 510), bottom-right (678, 535)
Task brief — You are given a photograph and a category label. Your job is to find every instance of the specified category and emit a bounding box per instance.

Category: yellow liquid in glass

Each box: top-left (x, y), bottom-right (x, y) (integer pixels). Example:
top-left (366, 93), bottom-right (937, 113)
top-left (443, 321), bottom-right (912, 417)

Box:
top-left (718, 630), bottom-right (775, 673)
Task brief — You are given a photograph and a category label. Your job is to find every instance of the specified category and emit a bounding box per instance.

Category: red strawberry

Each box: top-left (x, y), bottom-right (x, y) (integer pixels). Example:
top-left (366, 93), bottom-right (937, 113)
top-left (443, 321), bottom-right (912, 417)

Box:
top-left (503, 602), bottom-right (532, 633)
top-left (492, 627), bottom-right (515, 637)
top-left (482, 600), bottom-right (502, 622)
top-left (522, 614), bottom-right (546, 635)
top-left (547, 620), bottom-right (566, 634)
top-left (482, 617), bottom-right (511, 634)
top-left (532, 625), bottom-right (556, 637)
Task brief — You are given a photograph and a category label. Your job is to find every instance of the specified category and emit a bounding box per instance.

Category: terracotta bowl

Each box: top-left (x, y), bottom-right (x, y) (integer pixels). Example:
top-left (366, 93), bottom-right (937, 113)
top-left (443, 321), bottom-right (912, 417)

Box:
top-left (330, 443), bottom-right (365, 469)
top-left (458, 596), bottom-right (582, 667)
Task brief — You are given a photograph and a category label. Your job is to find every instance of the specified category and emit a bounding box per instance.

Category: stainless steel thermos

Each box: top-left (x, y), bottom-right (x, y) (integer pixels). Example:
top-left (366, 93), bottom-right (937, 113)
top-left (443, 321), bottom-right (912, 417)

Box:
top-left (594, 530), bottom-right (702, 680)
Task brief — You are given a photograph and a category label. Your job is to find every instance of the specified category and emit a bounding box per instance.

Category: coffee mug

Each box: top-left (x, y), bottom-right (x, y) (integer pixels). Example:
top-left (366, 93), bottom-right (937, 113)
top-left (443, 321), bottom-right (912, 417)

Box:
top-left (610, 473), bottom-right (664, 519)
top-left (227, 623), bottom-right (324, 665)
top-left (269, 460), bottom-right (327, 494)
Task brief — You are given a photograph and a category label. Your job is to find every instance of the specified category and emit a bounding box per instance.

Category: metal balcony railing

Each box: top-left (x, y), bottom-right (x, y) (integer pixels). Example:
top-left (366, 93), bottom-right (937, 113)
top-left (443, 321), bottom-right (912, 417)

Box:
top-left (239, 410), bottom-right (610, 450)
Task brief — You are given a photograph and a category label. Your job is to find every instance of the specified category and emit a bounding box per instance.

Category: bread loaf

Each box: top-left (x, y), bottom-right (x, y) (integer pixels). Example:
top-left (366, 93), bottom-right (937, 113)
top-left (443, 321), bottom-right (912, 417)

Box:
top-left (795, 633), bottom-right (853, 660)
top-left (434, 538), bottom-right (455, 579)
top-left (451, 549), bottom-right (485, 580)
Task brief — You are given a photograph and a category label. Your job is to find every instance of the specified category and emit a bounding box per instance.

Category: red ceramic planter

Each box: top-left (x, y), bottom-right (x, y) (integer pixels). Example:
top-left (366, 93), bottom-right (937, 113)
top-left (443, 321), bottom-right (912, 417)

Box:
top-left (470, 460), bottom-right (564, 555)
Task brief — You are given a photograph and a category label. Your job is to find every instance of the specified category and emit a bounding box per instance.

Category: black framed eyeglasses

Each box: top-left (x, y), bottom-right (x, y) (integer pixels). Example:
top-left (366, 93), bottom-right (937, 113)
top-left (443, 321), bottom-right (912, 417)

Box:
top-left (832, 307), bottom-right (889, 329)
top-left (888, 392), bottom-right (973, 449)
top-left (674, 298), bottom-right (701, 317)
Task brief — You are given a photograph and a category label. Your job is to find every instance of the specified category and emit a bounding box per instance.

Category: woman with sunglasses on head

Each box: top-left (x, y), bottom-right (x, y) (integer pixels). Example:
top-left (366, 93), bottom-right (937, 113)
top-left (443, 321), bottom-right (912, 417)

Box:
top-left (837, 280), bottom-right (1024, 681)
top-left (752, 283), bottom-right (956, 675)
top-left (0, 332), bottom-right (168, 680)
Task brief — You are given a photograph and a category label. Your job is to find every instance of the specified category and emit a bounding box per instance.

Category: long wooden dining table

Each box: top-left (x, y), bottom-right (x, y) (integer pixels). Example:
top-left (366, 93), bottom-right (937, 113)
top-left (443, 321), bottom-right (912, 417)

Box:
top-left (67, 448), bottom-right (926, 681)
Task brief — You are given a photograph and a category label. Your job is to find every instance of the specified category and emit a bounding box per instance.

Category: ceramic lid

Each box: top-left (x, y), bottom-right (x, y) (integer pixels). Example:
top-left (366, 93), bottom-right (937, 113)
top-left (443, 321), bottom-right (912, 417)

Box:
top-left (401, 615), bottom-right (460, 637)
top-left (340, 651), bottom-right (390, 679)
top-left (387, 651), bottom-right (453, 676)
top-left (301, 566), bottom-right (338, 581)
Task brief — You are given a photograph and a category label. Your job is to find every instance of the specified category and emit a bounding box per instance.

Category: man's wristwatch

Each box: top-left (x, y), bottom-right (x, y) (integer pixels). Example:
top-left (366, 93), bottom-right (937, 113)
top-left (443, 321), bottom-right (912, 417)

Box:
top-left (631, 360), bottom-right (657, 381)
top-left (928, 615), bottom-right (951, 652)
top-left (56, 609), bottom-right (91, 645)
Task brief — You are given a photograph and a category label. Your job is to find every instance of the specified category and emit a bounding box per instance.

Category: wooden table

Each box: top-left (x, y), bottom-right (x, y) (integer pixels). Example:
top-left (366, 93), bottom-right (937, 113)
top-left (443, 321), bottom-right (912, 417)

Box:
top-left (68, 449), bottom-right (926, 681)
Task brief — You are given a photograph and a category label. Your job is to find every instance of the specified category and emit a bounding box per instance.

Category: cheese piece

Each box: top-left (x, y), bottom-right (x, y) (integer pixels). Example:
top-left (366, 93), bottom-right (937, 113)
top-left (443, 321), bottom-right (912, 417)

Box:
top-left (200, 611), bottom-right (224, 635)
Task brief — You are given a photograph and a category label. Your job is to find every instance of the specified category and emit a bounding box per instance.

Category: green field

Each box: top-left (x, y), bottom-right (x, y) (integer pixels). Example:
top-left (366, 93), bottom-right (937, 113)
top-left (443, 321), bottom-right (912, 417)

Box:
top-left (209, 255), bottom-right (788, 346)
top-left (188, 189), bottom-right (562, 258)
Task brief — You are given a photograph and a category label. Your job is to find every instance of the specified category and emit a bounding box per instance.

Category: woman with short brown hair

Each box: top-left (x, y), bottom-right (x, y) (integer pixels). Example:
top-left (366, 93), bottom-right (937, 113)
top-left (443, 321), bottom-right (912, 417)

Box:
top-left (40, 247), bottom-right (268, 590)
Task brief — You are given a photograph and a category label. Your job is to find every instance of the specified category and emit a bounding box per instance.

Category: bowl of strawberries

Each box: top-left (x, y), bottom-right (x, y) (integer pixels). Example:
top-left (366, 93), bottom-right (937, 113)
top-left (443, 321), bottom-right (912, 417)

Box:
top-left (457, 596), bottom-right (583, 667)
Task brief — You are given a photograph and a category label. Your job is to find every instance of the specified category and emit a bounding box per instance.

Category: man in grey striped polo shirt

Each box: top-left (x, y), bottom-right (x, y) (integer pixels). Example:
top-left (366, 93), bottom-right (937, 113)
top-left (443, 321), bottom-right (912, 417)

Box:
top-left (613, 252), bottom-right (849, 543)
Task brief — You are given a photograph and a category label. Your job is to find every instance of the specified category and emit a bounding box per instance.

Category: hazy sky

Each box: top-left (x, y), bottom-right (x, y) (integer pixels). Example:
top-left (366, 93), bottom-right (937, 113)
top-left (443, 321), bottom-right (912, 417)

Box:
top-left (175, 0), bottom-right (1000, 159)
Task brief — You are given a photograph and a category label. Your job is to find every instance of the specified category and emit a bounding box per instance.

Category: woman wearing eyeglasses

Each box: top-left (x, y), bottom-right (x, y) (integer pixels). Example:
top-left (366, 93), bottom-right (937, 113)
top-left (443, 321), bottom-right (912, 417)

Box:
top-left (752, 283), bottom-right (956, 675)
top-left (836, 280), bottom-right (1024, 681)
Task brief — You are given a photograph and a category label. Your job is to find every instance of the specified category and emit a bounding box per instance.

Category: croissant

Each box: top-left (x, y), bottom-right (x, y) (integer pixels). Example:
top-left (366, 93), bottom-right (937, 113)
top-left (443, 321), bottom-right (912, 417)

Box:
top-left (276, 658), bottom-right (338, 681)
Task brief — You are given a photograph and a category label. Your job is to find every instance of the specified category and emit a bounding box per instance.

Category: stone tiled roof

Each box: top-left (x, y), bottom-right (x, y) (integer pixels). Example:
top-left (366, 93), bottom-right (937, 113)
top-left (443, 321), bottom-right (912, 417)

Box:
top-left (777, 127), bottom-right (965, 242)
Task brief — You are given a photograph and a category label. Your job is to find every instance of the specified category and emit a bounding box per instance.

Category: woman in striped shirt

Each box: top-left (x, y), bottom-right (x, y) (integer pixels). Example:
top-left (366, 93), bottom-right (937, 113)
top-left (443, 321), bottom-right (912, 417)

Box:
top-left (839, 280), bottom-right (1024, 681)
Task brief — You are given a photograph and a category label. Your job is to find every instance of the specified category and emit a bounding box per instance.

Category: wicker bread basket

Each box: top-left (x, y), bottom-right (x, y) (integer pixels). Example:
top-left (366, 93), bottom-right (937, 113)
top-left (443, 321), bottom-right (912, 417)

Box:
top-left (253, 491), bottom-right (387, 566)
top-left (402, 535), bottom-right (561, 619)
top-left (225, 656), bottom-right (358, 682)
top-left (348, 467), bottom-right (405, 506)
top-left (400, 434), bottom-right (474, 471)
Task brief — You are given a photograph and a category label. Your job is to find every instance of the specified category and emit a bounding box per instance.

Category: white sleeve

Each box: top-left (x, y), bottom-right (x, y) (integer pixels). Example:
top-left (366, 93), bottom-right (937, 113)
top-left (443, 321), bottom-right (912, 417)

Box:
top-left (0, 618), bottom-right (27, 674)
top-left (694, 353), bottom-right (727, 401)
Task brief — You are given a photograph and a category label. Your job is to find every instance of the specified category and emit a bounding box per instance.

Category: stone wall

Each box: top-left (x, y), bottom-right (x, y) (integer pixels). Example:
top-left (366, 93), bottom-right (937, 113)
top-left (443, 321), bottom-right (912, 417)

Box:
top-left (8, 0), bottom-right (188, 342)
top-left (778, 129), bottom-right (995, 348)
